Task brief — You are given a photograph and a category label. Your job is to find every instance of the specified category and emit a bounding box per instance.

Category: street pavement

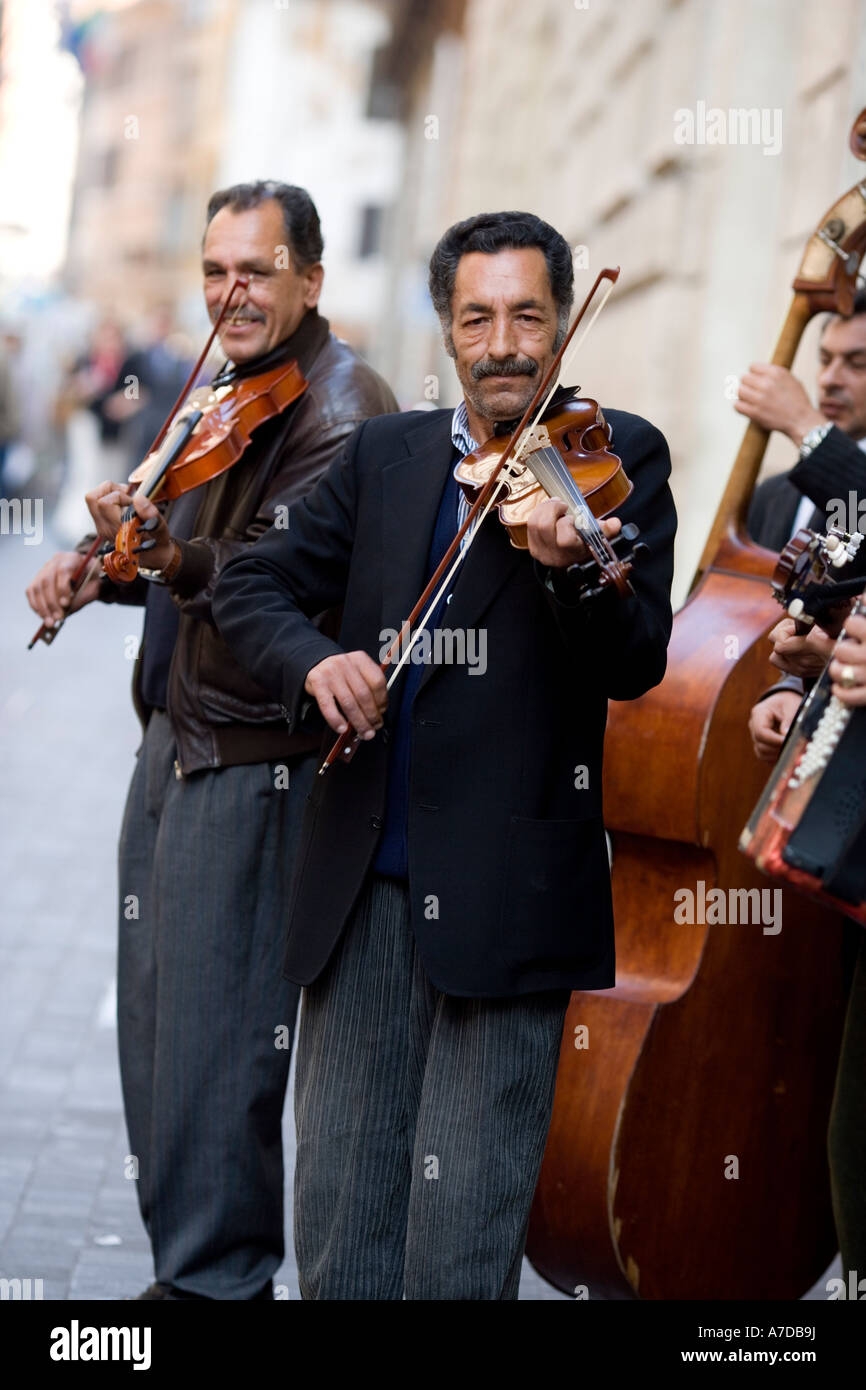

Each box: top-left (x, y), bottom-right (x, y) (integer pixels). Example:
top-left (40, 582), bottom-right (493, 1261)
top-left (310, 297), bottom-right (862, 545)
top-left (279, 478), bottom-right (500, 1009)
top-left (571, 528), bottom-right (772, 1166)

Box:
top-left (0, 526), bottom-right (566, 1301)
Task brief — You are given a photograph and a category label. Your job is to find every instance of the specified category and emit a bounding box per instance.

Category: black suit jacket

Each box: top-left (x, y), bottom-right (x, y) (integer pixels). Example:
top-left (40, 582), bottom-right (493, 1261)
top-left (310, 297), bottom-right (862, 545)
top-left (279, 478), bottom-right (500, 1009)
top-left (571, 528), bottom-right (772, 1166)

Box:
top-left (746, 472), bottom-right (824, 551)
top-left (213, 406), bottom-right (677, 997)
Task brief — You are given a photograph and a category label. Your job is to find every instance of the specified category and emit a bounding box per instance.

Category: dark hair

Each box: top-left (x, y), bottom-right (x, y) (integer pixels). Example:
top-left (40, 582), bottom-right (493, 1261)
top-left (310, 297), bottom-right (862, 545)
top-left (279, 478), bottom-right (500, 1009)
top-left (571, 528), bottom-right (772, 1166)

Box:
top-left (822, 287), bottom-right (866, 332)
top-left (205, 181), bottom-right (323, 269)
top-left (428, 211), bottom-right (574, 348)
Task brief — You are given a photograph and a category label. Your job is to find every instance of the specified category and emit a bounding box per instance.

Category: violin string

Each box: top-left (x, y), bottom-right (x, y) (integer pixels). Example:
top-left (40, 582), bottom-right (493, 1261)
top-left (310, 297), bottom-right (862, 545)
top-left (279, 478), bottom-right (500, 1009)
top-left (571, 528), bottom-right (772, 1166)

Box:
top-left (522, 444), bottom-right (611, 565)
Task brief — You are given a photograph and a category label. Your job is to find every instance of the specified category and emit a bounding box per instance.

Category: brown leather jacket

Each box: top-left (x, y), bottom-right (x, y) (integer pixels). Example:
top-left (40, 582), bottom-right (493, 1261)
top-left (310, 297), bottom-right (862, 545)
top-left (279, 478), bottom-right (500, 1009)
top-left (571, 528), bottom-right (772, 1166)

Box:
top-left (89, 311), bottom-right (397, 774)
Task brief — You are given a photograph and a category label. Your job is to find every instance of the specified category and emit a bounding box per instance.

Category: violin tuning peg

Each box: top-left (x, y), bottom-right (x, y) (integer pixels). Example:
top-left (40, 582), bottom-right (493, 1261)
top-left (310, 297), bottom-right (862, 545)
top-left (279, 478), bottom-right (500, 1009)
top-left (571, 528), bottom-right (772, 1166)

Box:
top-left (139, 515), bottom-right (160, 532)
top-left (133, 538), bottom-right (156, 554)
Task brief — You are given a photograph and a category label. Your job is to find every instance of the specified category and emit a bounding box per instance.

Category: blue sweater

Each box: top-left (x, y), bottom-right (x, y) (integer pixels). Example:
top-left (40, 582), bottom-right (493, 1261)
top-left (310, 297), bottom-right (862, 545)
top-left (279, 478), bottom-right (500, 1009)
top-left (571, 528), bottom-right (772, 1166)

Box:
top-left (373, 460), bottom-right (461, 879)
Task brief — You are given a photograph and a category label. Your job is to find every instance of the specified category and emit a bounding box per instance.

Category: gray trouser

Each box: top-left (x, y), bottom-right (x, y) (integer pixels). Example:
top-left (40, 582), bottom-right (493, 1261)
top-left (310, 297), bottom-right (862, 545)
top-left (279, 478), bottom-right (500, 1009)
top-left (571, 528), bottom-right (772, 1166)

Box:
top-left (294, 874), bottom-right (570, 1300)
top-left (117, 709), bottom-right (314, 1298)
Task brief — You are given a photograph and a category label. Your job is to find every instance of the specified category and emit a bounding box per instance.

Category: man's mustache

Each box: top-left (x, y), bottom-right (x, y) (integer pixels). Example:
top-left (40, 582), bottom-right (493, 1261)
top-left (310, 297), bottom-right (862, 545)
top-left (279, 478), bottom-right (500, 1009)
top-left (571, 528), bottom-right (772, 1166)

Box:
top-left (471, 356), bottom-right (538, 381)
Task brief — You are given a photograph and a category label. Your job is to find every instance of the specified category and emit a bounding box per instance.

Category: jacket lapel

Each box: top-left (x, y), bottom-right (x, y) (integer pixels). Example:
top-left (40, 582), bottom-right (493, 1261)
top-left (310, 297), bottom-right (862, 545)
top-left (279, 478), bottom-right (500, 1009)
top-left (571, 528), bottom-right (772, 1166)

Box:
top-left (380, 410), bottom-right (455, 636)
top-left (380, 407), bottom-right (525, 694)
top-left (441, 507), bottom-right (522, 637)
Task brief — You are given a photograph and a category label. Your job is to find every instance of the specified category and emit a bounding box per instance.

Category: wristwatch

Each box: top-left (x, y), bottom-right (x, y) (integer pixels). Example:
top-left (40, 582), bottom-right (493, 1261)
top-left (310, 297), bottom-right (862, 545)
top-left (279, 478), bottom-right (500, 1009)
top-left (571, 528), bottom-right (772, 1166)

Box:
top-left (139, 541), bottom-right (183, 585)
top-left (798, 422), bottom-right (833, 459)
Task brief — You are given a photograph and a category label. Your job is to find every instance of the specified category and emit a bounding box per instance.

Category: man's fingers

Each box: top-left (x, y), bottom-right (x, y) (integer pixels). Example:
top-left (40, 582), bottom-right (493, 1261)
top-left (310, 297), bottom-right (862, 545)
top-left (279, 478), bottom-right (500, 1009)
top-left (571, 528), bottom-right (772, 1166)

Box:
top-left (131, 492), bottom-right (160, 522)
top-left (314, 684), bottom-right (349, 736)
top-left (305, 652), bottom-right (388, 739)
top-left (325, 677), bottom-right (376, 739)
top-left (349, 652), bottom-right (388, 714)
top-left (25, 555), bottom-right (84, 624)
top-left (339, 667), bottom-right (386, 737)
top-left (768, 618), bottom-right (796, 645)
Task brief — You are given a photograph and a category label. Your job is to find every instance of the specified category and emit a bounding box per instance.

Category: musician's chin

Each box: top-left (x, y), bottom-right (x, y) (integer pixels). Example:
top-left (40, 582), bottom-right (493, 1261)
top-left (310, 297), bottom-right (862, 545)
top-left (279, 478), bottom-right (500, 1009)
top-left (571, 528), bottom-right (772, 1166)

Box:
top-left (479, 378), bottom-right (535, 419)
top-left (220, 322), bottom-right (267, 362)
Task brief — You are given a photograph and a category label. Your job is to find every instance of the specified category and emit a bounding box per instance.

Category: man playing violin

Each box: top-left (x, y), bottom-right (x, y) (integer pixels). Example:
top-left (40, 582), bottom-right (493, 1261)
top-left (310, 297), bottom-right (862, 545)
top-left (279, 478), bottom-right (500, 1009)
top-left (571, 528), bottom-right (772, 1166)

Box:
top-left (212, 210), bottom-right (677, 1299)
top-left (25, 181), bottom-right (397, 1300)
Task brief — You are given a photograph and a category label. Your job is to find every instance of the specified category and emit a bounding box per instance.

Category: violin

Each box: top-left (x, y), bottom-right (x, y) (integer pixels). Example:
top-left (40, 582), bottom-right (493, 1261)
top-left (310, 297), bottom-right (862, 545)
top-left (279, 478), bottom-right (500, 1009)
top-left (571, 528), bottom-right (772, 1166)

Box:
top-left (28, 277), bottom-right (307, 642)
top-left (454, 393), bottom-right (639, 598)
top-left (103, 357), bottom-right (307, 582)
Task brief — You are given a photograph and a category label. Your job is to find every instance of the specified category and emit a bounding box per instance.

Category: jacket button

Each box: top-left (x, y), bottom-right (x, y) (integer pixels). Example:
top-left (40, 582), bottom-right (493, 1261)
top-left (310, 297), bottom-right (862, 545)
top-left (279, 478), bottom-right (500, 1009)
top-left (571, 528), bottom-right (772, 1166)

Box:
top-left (371, 815), bottom-right (383, 830)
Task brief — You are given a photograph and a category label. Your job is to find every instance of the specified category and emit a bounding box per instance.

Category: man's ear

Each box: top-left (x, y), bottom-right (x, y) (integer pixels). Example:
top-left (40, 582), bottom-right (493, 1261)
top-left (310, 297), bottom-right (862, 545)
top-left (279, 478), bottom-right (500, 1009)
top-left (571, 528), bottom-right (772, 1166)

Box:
top-left (303, 263), bottom-right (324, 309)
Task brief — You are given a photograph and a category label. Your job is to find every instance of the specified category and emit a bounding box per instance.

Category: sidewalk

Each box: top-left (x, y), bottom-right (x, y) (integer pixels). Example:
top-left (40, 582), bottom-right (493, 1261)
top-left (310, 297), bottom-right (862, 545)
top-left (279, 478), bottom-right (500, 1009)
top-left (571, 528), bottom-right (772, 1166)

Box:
top-left (0, 530), bottom-right (565, 1300)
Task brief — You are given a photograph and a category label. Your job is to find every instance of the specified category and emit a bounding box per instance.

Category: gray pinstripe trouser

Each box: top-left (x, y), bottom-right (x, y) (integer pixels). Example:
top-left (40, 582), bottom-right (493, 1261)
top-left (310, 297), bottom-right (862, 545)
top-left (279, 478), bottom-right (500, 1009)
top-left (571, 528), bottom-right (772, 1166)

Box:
top-left (117, 709), bottom-right (314, 1298)
top-left (294, 874), bottom-right (570, 1300)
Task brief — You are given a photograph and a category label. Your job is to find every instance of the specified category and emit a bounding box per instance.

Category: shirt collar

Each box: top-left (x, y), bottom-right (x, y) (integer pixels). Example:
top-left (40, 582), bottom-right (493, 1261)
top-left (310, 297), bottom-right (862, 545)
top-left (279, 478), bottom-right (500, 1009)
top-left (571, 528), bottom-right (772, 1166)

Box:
top-left (451, 400), bottom-right (478, 457)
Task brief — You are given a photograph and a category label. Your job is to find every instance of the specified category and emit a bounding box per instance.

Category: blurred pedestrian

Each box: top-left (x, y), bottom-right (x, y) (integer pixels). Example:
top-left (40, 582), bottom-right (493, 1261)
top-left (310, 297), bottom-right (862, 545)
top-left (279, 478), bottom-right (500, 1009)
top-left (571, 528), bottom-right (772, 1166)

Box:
top-left (52, 318), bottom-right (129, 545)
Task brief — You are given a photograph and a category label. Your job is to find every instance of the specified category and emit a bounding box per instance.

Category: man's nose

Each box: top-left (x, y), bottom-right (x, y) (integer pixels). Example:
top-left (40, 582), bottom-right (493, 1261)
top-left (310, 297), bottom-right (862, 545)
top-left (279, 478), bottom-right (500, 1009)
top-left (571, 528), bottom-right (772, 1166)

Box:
top-left (486, 314), bottom-right (520, 361)
top-left (819, 356), bottom-right (845, 389)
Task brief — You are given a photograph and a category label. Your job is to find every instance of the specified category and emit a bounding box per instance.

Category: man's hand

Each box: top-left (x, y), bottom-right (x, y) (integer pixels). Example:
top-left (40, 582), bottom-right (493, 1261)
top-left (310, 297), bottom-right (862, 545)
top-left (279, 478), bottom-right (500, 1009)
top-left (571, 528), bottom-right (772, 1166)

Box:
top-left (304, 651), bottom-right (388, 739)
top-left (734, 363), bottom-right (825, 446)
top-left (85, 482), bottom-right (176, 571)
top-left (749, 689), bottom-right (801, 762)
top-left (26, 552), bottom-right (102, 626)
top-left (830, 611), bottom-right (866, 707)
top-left (526, 497), bottom-right (621, 569)
top-left (768, 617), bottom-right (835, 678)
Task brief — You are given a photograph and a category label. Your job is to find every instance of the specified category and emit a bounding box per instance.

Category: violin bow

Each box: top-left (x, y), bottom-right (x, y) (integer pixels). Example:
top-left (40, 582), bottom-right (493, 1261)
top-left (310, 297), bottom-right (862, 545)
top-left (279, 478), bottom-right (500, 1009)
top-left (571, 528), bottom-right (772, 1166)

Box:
top-left (318, 265), bottom-right (620, 774)
top-left (27, 276), bottom-right (250, 650)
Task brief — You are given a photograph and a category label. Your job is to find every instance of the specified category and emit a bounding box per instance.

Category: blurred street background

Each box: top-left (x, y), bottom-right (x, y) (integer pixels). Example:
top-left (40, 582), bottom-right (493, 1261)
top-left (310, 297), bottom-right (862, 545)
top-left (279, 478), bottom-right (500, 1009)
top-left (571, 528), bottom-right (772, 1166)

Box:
top-left (1, 0), bottom-right (863, 1301)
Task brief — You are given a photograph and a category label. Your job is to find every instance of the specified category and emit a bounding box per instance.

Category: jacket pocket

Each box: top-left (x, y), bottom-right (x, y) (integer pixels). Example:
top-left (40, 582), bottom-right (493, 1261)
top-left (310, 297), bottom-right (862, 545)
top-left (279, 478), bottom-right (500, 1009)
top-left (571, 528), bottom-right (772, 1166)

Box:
top-left (498, 814), bottom-right (612, 968)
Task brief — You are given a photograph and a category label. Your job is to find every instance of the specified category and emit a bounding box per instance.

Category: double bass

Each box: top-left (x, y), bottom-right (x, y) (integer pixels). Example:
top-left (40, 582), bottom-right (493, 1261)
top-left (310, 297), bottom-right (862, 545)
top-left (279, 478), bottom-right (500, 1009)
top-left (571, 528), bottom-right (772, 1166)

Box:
top-left (527, 109), bottom-right (866, 1299)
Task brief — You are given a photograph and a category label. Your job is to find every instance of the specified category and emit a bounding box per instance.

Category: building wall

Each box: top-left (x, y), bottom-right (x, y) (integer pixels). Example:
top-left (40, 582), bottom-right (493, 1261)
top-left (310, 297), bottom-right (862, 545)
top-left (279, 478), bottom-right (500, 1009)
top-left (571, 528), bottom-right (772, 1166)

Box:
top-left (217, 0), bottom-right (403, 355)
top-left (64, 0), bottom-right (237, 328)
